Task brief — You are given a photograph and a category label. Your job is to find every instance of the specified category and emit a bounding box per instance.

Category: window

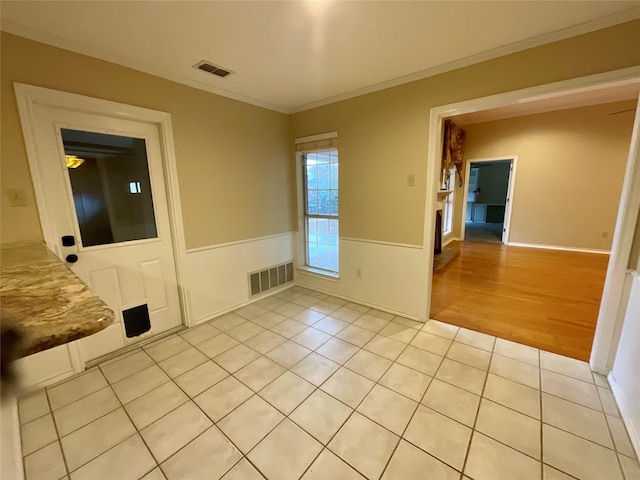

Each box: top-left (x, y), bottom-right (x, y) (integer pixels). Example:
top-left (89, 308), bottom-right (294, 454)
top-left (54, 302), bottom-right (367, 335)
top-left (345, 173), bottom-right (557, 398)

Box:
top-left (303, 150), bottom-right (339, 273)
top-left (443, 168), bottom-right (455, 235)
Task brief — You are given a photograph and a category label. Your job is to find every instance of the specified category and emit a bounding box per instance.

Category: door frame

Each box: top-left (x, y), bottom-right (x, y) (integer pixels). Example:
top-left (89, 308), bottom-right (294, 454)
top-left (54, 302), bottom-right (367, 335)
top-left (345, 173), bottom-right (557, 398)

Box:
top-left (459, 156), bottom-right (517, 243)
top-left (14, 83), bottom-right (193, 330)
top-left (422, 66), bottom-right (640, 374)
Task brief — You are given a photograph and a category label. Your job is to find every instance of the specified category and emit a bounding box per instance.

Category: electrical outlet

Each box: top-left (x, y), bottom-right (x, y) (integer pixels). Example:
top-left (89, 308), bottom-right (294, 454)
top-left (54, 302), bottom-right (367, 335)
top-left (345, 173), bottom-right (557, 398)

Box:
top-left (407, 174), bottom-right (415, 187)
top-left (7, 189), bottom-right (26, 207)
top-left (602, 231), bottom-right (609, 238)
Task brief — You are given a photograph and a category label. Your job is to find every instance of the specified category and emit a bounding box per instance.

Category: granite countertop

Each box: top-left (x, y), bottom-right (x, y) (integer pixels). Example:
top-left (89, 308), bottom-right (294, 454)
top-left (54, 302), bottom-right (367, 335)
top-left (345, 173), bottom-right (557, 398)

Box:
top-left (0, 242), bottom-right (114, 357)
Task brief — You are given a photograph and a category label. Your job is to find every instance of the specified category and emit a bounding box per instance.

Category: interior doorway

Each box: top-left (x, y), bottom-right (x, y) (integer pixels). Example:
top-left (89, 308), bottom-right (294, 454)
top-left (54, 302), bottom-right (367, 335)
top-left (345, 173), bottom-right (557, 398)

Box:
top-left (424, 71), bottom-right (640, 365)
top-left (460, 157), bottom-right (515, 244)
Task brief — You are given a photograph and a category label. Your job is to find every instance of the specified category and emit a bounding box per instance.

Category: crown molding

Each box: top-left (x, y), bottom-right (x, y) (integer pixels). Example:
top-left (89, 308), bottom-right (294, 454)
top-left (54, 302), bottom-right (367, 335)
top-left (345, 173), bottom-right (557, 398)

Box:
top-left (289, 7), bottom-right (640, 114)
top-left (0, 19), bottom-right (290, 114)
top-left (3, 6), bottom-right (640, 115)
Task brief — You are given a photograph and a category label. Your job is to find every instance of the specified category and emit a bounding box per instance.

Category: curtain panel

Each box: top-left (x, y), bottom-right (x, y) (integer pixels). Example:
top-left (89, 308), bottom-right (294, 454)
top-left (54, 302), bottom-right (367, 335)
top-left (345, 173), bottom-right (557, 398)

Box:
top-left (442, 119), bottom-right (466, 187)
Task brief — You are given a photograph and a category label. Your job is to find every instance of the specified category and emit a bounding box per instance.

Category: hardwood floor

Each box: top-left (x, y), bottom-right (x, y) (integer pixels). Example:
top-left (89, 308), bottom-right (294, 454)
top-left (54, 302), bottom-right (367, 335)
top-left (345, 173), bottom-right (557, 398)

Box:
top-left (430, 241), bottom-right (610, 361)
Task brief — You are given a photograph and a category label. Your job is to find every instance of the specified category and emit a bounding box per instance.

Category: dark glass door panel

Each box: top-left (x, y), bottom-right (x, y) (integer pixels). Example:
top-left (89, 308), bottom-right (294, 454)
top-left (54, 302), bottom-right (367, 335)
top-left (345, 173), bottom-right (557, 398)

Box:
top-left (61, 129), bottom-right (158, 247)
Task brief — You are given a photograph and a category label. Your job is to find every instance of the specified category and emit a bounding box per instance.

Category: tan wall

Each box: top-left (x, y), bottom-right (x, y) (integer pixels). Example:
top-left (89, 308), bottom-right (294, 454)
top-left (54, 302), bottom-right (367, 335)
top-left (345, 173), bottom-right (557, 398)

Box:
top-left (291, 20), bottom-right (640, 246)
top-left (453, 100), bottom-right (636, 250)
top-left (0, 33), bottom-right (293, 249)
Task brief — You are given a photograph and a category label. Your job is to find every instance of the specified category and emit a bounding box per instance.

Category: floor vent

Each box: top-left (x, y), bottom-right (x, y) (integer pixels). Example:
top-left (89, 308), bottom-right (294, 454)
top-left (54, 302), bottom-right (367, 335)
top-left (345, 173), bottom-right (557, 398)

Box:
top-left (249, 262), bottom-right (294, 296)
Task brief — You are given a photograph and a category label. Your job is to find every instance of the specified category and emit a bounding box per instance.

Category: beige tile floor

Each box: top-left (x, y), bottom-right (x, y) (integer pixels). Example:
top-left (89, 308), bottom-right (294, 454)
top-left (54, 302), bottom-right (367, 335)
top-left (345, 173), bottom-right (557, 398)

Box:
top-left (18, 286), bottom-right (640, 480)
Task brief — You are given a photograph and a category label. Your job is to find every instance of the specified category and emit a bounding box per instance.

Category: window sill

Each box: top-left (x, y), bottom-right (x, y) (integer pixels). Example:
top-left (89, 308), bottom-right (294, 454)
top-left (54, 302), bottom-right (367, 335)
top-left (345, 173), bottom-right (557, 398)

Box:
top-left (297, 266), bottom-right (340, 281)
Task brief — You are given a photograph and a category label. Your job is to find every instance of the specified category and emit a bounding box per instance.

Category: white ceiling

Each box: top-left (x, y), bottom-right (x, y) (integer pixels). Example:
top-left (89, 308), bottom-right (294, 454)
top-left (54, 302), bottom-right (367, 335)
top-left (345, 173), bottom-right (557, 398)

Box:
top-left (454, 82), bottom-right (640, 125)
top-left (2, 1), bottom-right (640, 113)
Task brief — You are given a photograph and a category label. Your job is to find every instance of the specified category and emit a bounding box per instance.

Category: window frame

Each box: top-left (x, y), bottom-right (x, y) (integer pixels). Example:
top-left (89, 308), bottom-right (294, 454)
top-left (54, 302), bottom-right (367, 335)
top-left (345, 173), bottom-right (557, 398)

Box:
top-left (443, 168), bottom-right (456, 235)
top-left (301, 150), bottom-right (339, 275)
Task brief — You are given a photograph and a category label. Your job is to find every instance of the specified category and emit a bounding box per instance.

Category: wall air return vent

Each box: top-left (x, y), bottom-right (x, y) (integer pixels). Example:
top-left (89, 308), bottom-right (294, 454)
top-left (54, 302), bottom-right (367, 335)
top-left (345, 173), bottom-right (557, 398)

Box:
top-left (249, 261), bottom-right (294, 297)
top-left (194, 60), bottom-right (234, 78)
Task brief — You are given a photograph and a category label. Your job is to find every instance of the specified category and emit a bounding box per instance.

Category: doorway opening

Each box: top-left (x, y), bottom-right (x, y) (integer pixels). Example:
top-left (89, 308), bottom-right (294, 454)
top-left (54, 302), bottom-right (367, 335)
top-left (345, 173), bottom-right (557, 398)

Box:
top-left (461, 158), bottom-right (515, 244)
top-left (425, 72), bottom-right (640, 365)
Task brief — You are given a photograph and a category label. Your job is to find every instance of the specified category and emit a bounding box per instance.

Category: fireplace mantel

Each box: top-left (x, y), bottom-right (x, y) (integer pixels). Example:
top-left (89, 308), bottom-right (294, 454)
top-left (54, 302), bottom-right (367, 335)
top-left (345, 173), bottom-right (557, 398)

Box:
top-left (437, 189), bottom-right (453, 202)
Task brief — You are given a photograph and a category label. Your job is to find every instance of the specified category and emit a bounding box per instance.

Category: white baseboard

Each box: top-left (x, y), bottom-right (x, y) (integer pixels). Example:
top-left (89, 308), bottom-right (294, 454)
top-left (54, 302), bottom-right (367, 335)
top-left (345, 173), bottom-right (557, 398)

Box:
top-left (294, 281), bottom-right (420, 321)
top-left (193, 284), bottom-right (293, 325)
top-left (86, 325), bottom-right (184, 368)
top-left (19, 369), bottom-right (76, 393)
top-left (607, 372), bottom-right (640, 460)
top-left (443, 236), bottom-right (460, 247)
top-left (507, 241), bottom-right (610, 255)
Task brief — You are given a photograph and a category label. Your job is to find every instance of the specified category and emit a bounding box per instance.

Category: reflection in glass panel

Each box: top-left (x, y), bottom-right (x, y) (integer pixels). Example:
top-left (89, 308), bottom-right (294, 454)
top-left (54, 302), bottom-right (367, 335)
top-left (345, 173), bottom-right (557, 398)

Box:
top-left (306, 218), bottom-right (339, 272)
top-left (306, 164), bottom-right (317, 191)
top-left (61, 129), bottom-right (158, 247)
top-left (317, 164), bottom-right (330, 189)
top-left (307, 191), bottom-right (318, 215)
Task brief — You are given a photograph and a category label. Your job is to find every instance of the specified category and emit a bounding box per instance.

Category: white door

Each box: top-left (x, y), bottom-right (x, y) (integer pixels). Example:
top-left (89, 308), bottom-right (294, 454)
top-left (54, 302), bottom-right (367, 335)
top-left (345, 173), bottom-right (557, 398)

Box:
top-left (29, 103), bottom-right (183, 361)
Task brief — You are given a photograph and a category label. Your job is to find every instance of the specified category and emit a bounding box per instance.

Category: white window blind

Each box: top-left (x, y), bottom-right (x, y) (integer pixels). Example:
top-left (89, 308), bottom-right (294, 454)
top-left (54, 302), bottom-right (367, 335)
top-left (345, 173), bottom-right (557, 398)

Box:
top-left (295, 131), bottom-right (338, 153)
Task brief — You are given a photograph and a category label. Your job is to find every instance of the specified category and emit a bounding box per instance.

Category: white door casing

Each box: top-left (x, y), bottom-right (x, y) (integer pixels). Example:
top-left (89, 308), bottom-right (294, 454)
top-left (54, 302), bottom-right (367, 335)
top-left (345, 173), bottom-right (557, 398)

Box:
top-left (460, 156), bottom-right (517, 243)
top-left (15, 84), bottom-right (189, 364)
top-left (423, 66), bottom-right (640, 371)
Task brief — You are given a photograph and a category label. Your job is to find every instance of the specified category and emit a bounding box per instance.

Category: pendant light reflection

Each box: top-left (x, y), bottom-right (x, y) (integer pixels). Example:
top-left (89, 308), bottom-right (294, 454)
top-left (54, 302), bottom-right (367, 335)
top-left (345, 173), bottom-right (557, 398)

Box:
top-left (65, 155), bottom-right (85, 169)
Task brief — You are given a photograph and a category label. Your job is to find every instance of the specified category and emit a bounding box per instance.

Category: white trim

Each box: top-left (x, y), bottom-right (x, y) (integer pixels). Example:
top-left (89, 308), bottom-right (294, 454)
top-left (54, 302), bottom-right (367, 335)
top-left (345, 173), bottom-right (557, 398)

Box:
top-left (297, 266), bottom-right (340, 280)
top-left (442, 236), bottom-right (460, 248)
top-left (13, 83), bottom-right (192, 327)
top-left (295, 148), bottom-right (342, 274)
top-left (295, 131), bottom-right (338, 144)
top-left (295, 155), bottom-right (305, 269)
top-left (297, 267), bottom-right (340, 283)
top-left (507, 242), bottom-right (611, 255)
top-left (294, 283), bottom-right (421, 321)
top-left (22, 369), bottom-right (78, 393)
top-left (608, 372), bottom-right (640, 460)
top-left (0, 397), bottom-right (24, 480)
top-left (591, 96), bottom-right (640, 372)
top-left (185, 231), bottom-right (295, 254)
top-left (192, 284), bottom-right (293, 325)
top-left (340, 236), bottom-right (423, 250)
top-left (423, 67), bottom-right (640, 365)
top-left (86, 326), bottom-right (184, 368)
top-left (289, 8), bottom-right (640, 113)
top-left (605, 270), bottom-right (635, 374)
top-left (460, 156), bottom-right (518, 243)
top-left (67, 342), bottom-right (85, 374)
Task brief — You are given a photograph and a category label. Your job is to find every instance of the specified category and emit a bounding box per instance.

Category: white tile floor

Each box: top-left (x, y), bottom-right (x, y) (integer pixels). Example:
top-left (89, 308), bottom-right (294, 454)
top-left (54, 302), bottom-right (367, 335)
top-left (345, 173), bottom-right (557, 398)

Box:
top-left (18, 286), bottom-right (640, 480)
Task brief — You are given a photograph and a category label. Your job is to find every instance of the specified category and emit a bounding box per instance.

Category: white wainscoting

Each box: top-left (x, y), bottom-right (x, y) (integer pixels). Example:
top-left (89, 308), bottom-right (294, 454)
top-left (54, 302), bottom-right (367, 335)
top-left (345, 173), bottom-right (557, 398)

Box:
top-left (1, 396), bottom-right (23, 480)
top-left (184, 232), bottom-right (296, 324)
top-left (609, 271), bottom-right (640, 459)
top-left (296, 235), bottom-right (428, 320)
top-left (14, 343), bottom-right (81, 391)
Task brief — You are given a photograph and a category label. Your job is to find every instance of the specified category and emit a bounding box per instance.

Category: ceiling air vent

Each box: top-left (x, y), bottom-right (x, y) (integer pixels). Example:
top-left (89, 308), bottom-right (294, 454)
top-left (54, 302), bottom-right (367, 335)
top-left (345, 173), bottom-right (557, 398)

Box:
top-left (194, 60), bottom-right (234, 78)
